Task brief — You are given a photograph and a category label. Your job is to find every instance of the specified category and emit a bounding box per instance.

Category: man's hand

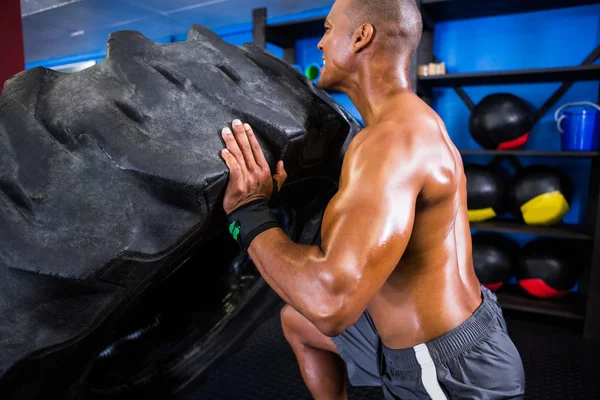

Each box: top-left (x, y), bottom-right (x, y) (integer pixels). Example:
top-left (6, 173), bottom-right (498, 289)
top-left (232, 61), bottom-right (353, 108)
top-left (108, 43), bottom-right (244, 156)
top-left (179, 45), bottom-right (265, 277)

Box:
top-left (221, 119), bottom-right (287, 214)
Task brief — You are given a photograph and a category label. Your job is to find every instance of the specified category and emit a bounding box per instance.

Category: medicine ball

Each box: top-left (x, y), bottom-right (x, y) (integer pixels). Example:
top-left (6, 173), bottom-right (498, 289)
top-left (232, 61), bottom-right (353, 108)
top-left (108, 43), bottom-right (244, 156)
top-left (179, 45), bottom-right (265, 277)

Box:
top-left (507, 165), bottom-right (572, 226)
top-left (516, 239), bottom-right (581, 298)
top-left (469, 93), bottom-right (534, 150)
top-left (465, 164), bottom-right (506, 222)
top-left (472, 233), bottom-right (518, 291)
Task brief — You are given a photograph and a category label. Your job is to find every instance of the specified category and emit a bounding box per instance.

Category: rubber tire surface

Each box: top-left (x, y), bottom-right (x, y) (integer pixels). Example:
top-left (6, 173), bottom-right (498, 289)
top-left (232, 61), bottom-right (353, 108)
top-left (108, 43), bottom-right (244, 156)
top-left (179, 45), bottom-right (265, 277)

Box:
top-left (0, 24), bottom-right (361, 399)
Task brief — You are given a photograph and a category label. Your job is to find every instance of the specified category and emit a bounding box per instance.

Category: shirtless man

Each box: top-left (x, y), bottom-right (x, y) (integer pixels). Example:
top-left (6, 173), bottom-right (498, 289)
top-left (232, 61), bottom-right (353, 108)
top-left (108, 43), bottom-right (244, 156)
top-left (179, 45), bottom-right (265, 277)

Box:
top-left (218, 0), bottom-right (525, 398)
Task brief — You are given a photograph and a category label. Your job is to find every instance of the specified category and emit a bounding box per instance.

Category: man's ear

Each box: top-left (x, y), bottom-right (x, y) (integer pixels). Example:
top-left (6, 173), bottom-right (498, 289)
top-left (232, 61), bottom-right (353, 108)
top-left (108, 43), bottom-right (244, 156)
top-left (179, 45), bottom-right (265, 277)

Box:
top-left (353, 24), bottom-right (374, 53)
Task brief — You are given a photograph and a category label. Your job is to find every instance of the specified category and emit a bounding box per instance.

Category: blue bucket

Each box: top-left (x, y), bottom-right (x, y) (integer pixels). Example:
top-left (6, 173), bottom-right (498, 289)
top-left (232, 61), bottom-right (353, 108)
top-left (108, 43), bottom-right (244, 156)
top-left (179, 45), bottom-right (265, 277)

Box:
top-left (555, 102), bottom-right (600, 151)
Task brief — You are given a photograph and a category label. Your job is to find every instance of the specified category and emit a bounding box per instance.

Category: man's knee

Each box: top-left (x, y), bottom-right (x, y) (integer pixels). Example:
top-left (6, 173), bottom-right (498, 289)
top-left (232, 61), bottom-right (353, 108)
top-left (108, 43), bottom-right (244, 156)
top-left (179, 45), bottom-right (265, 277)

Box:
top-left (281, 304), bottom-right (303, 345)
top-left (280, 304), bottom-right (340, 355)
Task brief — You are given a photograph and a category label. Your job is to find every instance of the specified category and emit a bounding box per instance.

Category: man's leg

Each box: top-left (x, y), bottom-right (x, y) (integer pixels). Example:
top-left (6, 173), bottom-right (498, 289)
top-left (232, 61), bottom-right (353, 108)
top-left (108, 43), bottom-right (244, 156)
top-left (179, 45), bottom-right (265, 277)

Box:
top-left (281, 304), bottom-right (348, 400)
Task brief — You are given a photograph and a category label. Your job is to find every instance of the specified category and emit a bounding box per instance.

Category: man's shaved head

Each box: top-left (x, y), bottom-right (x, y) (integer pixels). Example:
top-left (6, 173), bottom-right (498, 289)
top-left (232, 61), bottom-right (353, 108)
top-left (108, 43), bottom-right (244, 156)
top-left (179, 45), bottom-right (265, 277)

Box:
top-left (317, 0), bottom-right (423, 91)
top-left (345, 0), bottom-right (422, 56)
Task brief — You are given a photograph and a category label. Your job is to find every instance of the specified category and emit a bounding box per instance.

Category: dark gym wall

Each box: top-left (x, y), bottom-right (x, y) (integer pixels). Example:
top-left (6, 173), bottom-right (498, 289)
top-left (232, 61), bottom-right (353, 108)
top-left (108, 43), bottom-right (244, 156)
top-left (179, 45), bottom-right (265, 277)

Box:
top-left (0, 0), bottom-right (25, 95)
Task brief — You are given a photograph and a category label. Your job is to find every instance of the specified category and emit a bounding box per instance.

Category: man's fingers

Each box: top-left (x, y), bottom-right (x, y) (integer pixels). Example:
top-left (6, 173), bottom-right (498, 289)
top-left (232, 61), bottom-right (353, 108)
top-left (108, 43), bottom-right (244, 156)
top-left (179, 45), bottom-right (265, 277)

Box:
top-left (276, 160), bottom-right (286, 174)
top-left (244, 123), bottom-right (269, 169)
top-left (222, 128), bottom-right (246, 172)
top-left (232, 119), bottom-right (256, 170)
top-left (273, 160), bottom-right (287, 191)
top-left (221, 149), bottom-right (243, 183)
top-left (221, 148), bottom-right (239, 172)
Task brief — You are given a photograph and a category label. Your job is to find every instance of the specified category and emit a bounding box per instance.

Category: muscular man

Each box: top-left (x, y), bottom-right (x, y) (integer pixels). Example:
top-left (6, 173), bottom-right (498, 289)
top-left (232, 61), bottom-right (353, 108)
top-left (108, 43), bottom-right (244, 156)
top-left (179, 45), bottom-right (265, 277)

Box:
top-left (218, 0), bottom-right (525, 398)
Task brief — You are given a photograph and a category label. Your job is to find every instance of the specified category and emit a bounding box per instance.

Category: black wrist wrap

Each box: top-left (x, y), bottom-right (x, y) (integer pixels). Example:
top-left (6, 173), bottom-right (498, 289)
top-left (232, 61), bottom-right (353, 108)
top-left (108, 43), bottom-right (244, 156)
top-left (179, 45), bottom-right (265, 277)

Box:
top-left (227, 199), bottom-right (279, 251)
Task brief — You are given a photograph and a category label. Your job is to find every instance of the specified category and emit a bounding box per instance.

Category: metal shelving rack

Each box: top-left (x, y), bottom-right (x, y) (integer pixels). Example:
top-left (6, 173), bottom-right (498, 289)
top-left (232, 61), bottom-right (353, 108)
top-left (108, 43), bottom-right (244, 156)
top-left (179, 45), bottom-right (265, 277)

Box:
top-left (252, 0), bottom-right (600, 337)
top-left (418, 65), bottom-right (600, 87)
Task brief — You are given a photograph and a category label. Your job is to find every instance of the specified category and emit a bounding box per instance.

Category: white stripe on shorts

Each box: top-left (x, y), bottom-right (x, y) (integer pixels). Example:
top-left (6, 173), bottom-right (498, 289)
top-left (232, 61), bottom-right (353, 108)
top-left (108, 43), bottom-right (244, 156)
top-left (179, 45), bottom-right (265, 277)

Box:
top-left (414, 343), bottom-right (448, 400)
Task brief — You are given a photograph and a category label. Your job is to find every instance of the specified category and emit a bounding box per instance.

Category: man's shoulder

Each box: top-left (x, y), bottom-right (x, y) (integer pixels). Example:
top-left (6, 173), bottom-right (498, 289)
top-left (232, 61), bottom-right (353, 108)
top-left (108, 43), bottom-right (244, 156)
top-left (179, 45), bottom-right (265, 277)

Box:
top-left (344, 122), bottom-right (425, 186)
top-left (359, 110), bottom-right (458, 180)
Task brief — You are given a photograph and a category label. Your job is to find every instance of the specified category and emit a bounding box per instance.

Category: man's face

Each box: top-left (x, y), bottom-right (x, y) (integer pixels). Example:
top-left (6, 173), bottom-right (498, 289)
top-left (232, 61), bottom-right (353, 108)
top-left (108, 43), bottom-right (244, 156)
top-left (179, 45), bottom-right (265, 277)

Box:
top-left (316, 0), bottom-right (355, 90)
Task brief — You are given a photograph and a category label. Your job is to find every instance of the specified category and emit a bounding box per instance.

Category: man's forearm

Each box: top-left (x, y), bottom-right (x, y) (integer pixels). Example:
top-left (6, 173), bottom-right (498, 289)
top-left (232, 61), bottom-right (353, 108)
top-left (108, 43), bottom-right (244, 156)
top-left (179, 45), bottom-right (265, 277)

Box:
top-left (248, 228), bottom-right (341, 328)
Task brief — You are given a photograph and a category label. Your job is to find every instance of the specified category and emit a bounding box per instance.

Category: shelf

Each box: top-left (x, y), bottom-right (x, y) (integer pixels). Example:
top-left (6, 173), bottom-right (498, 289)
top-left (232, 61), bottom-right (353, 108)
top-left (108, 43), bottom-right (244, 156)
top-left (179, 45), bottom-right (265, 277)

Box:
top-left (470, 219), bottom-right (592, 240)
top-left (422, 0), bottom-right (600, 23)
top-left (266, 16), bottom-right (325, 47)
top-left (460, 150), bottom-right (600, 157)
top-left (496, 285), bottom-right (586, 320)
top-left (418, 64), bottom-right (600, 87)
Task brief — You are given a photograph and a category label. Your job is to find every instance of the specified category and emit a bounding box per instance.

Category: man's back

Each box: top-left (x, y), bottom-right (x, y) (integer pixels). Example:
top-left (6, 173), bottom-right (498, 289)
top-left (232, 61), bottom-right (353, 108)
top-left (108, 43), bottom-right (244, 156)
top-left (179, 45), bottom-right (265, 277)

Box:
top-left (347, 91), bottom-right (483, 349)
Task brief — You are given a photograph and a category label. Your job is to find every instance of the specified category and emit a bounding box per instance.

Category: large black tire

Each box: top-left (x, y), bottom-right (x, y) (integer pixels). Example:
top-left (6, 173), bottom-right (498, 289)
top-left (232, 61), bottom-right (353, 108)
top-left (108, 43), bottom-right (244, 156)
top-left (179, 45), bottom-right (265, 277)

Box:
top-left (0, 24), bottom-right (361, 399)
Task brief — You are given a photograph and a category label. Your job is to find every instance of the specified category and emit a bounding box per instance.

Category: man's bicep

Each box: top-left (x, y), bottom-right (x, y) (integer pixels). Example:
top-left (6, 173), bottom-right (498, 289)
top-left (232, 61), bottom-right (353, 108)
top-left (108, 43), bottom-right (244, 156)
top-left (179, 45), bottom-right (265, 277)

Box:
top-left (319, 177), bottom-right (418, 290)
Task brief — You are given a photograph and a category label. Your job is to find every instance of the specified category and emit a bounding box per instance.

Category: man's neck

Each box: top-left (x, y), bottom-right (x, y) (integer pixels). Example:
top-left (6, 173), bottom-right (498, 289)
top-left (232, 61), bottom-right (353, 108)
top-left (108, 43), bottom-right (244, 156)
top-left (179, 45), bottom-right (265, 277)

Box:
top-left (341, 61), bottom-right (412, 127)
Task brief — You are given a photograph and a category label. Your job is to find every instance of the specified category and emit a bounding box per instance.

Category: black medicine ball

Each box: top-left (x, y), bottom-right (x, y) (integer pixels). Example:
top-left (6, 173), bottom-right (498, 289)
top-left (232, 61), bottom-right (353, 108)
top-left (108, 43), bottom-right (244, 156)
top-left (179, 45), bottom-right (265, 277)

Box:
top-left (465, 164), bottom-right (506, 222)
top-left (472, 233), bottom-right (518, 291)
top-left (507, 165), bottom-right (572, 226)
top-left (469, 93), bottom-right (534, 150)
top-left (516, 239), bottom-right (581, 298)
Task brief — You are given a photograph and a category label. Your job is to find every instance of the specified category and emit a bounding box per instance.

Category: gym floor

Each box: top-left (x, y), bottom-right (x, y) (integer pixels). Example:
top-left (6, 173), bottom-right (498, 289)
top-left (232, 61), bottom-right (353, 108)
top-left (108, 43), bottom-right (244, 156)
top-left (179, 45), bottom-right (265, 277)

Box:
top-left (182, 303), bottom-right (600, 400)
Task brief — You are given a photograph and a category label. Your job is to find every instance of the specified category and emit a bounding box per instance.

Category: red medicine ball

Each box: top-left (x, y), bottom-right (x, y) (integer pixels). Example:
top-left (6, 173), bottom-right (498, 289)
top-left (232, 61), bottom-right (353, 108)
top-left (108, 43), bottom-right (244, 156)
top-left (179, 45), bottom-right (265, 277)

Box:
top-left (469, 93), bottom-right (534, 150)
top-left (516, 238), bottom-right (581, 299)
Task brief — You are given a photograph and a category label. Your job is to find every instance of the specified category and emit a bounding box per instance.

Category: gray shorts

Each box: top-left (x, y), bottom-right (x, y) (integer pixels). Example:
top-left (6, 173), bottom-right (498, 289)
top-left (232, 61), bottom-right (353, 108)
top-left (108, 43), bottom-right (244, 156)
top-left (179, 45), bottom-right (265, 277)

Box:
top-left (331, 287), bottom-right (525, 399)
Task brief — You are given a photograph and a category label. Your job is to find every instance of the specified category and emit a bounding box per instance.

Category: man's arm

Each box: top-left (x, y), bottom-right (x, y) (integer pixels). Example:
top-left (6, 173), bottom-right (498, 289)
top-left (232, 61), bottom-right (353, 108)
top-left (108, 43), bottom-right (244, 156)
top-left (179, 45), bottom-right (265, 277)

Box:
top-left (246, 126), bottom-right (423, 336)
